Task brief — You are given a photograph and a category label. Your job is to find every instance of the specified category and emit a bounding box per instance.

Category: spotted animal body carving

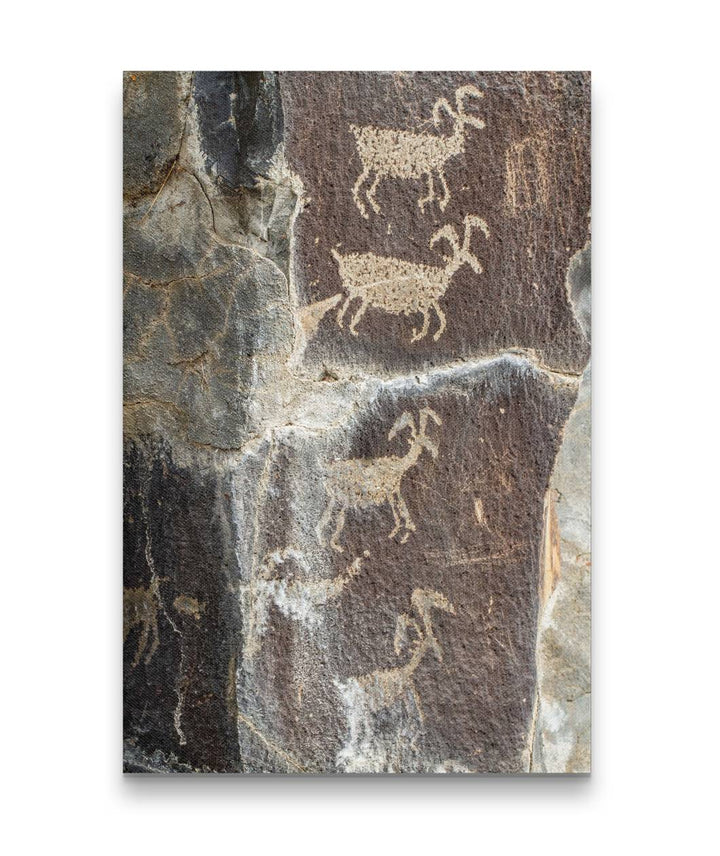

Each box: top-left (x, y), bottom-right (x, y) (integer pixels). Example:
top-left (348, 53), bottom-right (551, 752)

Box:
top-left (333, 215), bottom-right (489, 342)
top-left (317, 408), bottom-right (441, 553)
top-left (335, 588), bottom-right (456, 772)
top-left (350, 85), bottom-right (485, 218)
top-left (124, 577), bottom-right (160, 667)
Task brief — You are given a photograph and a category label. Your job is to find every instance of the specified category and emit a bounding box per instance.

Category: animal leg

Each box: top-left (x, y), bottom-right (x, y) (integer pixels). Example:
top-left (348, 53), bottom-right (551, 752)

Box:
top-left (145, 614), bottom-right (160, 665)
top-left (329, 505), bottom-right (347, 554)
top-left (316, 497), bottom-right (337, 547)
top-left (431, 300), bottom-right (446, 341)
top-left (409, 683), bottom-right (425, 724)
top-left (437, 168), bottom-right (451, 211)
top-left (418, 172), bottom-right (435, 212)
top-left (348, 300), bottom-right (369, 337)
top-left (352, 166), bottom-right (371, 219)
top-left (410, 308), bottom-right (431, 342)
top-left (336, 294), bottom-right (353, 329)
top-left (133, 620), bottom-right (149, 668)
top-left (367, 173), bottom-right (383, 216)
top-left (395, 493), bottom-right (416, 543)
top-left (388, 496), bottom-right (402, 539)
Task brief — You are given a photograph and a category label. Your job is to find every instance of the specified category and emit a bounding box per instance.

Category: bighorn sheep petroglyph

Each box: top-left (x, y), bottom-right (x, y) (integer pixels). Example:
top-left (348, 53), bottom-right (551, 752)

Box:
top-left (335, 589), bottom-right (456, 771)
top-left (350, 84), bottom-right (485, 218)
top-left (240, 549), bottom-right (363, 664)
top-left (317, 408), bottom-right (441, 553)
top-left (333, 214), bottom-right (489, 342)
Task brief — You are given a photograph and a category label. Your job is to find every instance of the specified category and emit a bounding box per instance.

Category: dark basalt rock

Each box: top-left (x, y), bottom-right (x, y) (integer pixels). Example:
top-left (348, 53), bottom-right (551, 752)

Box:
top-left (193, 72), bottom-right (284, 192)
top-left (123, 71), bottom-right (591, 774)
top-left (123, 438), bottom-right (240, 772)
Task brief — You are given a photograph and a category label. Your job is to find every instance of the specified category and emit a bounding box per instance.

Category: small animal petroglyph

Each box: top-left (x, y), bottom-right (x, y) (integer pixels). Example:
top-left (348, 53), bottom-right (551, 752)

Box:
top-left (350, 85), bottom-right (485, 218)
top-left (333, 215), bottom-right (489, 342)
top-left (173, 594), bottom-right (205, 620)
top-left (335, 588), bottom-right (456, 772)
top-left (317, 408), bottom-right (441, 553)
top-left (240, 548), bottom-right (363, 664)
top-left (124, 577), bottom-right (160, 667)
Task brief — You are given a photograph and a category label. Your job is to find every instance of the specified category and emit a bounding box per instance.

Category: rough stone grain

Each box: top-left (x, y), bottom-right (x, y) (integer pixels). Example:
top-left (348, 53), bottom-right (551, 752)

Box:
top-left (123, 71), bottom-right (591, 774)
top-left (531, 243), bottom-right (591, 773)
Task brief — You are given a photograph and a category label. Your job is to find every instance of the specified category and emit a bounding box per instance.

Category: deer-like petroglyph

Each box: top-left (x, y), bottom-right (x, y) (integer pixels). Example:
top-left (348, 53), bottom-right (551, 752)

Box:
top-left (124, 577), bottom-right (161, 667)
top-left (240, 548), bottom-right (363, 664)
top-left (333, 215), bottom-right (489, 342)
top-left (335, 588), bottom-right (456, 772)
top-left (350, 85), bottom-right (485, 218)
top-left (317, 408), bottom-right (441, 553)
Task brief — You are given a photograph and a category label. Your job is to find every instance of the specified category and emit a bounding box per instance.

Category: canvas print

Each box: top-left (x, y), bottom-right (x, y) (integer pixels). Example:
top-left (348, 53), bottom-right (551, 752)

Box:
top-left (123, 71), bottom-right (591, 774)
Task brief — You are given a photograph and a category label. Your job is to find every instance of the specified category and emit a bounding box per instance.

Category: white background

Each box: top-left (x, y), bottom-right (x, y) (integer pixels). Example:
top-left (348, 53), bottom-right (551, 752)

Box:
top-left (1, 1), bottom-right (718, 853)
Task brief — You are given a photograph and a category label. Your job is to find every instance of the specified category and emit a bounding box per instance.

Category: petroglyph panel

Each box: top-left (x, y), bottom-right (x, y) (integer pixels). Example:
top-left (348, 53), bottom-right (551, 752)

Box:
top-left (123, 71), bottom-right (591, 774)
top-left (350, 84), bottom-right (486, 218)
top-left (317, 408), bottom-right (442, 551)
top-left (280, 71), bottom-right (590, 377)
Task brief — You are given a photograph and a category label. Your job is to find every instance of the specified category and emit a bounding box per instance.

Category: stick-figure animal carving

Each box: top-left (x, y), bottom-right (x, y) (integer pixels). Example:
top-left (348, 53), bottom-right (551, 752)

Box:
top-left (350, 85), bottom-right (485, 218)
top-left (335, 589), bottom-right (456, 772)
top-left (123, 577), bottom-right (160, 667)
top-left (317, 408), bottom-right (441, 553)
top-left (240, 549), bottom-right (363, 664)
top-left (333, 215), bottom-right (489, 342)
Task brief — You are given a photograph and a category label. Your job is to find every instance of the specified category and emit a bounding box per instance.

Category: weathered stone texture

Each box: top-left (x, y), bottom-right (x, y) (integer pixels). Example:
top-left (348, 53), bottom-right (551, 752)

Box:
top-left (123, 71), bottom-right (591, 774)
top-left (531, 244), bottom-right (591, 773)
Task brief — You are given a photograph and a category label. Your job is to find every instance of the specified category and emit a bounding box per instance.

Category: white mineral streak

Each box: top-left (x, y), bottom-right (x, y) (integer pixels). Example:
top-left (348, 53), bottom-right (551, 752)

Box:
top-left (335, 589), bottom-right (456, 772)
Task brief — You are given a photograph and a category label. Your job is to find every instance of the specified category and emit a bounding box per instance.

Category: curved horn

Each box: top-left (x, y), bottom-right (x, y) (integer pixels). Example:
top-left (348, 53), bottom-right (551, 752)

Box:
top-left (419, 407), bottom-right (442, 429)
top-left (463, 214), bottom-right (490, 244)
top-left (450, 215), bottom-right (489, 275)
top-left (430, 224), bottom-right (460, 262)
top-left (394, 614), bottom-right (423, 656)
top-left (416, 408), bottom-right (442, 458)
top-left (432, 97), bottom-right (458, 128)
top-left (455, 84), bottom-right (485, 129)
top-left (388, 411), bottom-right (416, 443)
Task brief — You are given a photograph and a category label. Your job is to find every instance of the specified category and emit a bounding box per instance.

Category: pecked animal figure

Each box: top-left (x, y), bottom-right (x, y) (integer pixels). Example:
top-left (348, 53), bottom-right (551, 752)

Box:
top-left (350, 84), bottom-right (485, 218)
top-left (317, 408), bottom-right (441, 553)
top-left (333, 214), bottom-right (489, 342)
top-left (335, 588), bottom-right (456, 772)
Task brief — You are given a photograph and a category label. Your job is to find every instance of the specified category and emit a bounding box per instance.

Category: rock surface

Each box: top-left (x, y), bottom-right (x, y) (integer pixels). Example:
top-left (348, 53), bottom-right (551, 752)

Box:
top-left (123, 71), bottom-right (591, 773)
